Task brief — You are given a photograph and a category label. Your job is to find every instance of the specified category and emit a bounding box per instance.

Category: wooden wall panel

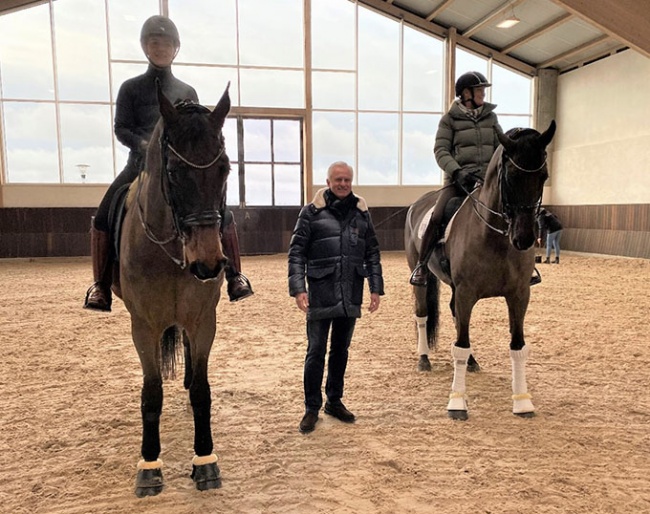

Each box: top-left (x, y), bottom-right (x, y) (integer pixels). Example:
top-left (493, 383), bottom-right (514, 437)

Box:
top-left (0, 204), bottom-right (648, 259)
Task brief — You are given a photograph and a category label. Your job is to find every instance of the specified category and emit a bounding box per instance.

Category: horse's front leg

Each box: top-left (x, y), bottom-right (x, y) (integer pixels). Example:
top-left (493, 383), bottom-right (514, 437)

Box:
top-left (413, 286), bottom-right (432, 372)
top-left (185, 318), bottom-right (221, 491)
top-left (506, 292), bottom-right (535, 417)
top-left (447, 293), bottom-right (475, 420)
top-left (131, 317), bottom-right (164, 498)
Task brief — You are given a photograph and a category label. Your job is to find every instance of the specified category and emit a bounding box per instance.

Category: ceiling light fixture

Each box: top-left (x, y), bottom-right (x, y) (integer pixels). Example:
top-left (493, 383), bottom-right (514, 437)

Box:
top-left (497, 8), bottom-right (520, 29)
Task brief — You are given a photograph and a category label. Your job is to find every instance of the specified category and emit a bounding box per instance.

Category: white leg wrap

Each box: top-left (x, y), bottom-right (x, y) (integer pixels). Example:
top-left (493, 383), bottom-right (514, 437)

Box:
top-left (415, 315), bottom-right (428, 356)
top-left (192, 454), bottom-right (218, 466)
top-left (447, 346), bottom-right (471, 411)
top-left (137, 458), bottom-right (163, 470)
top-left (511, 345), bottom-right (534, 414)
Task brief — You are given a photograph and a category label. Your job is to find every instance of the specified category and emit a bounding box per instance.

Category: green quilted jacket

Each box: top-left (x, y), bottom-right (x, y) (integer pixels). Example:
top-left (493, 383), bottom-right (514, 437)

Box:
top-left (434, 100), bottom-right (502, 185)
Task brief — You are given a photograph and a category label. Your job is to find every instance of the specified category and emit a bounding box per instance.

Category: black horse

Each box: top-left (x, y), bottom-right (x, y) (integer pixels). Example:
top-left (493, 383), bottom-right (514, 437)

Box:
top-left (405, 121), bottom-right (556, 420)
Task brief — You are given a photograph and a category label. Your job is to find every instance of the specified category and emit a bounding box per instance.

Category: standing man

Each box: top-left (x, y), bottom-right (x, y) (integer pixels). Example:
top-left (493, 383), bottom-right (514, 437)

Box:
top-left (288, 161), bottom-right (384, 434)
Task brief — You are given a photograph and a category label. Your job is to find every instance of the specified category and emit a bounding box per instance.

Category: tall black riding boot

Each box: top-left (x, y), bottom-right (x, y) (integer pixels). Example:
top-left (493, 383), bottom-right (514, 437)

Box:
top-left (84, 218), bottom-right (113, 312)
top-left (221, 220), bottom-right (254, 302)
top-left (409, 221), bottom-right (444, 287)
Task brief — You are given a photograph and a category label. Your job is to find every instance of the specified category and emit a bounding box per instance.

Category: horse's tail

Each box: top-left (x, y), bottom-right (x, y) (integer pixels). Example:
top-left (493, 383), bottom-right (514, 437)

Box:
top-left (161, 326), bottom-right (182, 380)
top-left (426, 271), bottom-right (440, 349)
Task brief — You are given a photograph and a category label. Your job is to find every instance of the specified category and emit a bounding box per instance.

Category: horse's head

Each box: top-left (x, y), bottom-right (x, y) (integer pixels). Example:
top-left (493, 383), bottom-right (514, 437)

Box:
top-left (495, 120), bottom-right (556, 251)
top-left (156, 82), bottom-right (231, 281)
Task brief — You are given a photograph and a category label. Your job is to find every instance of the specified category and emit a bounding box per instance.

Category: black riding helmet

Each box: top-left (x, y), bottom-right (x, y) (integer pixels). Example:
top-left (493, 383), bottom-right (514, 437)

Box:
top-left (140, 15), bottom-right (181, 49)
top-left (455, 71), bottom-right (491, 97)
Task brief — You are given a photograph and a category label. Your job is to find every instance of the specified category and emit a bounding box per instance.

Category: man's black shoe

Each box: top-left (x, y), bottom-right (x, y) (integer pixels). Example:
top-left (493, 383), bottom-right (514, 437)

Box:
top-left (324, 402), bottom-right (355, 423)
top-left (299, 411), bottom-right (318, 434)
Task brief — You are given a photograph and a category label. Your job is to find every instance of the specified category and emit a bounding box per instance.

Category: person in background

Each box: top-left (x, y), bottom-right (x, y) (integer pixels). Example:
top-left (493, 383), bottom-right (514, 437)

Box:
top-left (537, 208), bottom-right (563, 264)
top-left (84, 15), bottom-right (252, 312)
top-left (288, 161), bottom-right (384, 434)
top-left (409, 71), bottom-right (502, 286)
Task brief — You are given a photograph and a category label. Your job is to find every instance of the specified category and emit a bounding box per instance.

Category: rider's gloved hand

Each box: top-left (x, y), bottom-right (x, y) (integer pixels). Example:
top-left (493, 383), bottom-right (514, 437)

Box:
top-left (454, 166), bottom-right (482, 191)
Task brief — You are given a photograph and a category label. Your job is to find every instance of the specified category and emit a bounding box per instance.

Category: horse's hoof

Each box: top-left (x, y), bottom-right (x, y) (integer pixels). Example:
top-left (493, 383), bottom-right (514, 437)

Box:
top-left (447, 410), bottom-right (468, 421)
top-left (417, 356), bottom-right (432, 372)
top-left (467, 354), bottom-right (480, 373)
top-left (514, 411), bottom-right (536, 419)
top-left (192, 462), bottom-right (222, 491)
top-left (135, 468), bottom-right (164, 497)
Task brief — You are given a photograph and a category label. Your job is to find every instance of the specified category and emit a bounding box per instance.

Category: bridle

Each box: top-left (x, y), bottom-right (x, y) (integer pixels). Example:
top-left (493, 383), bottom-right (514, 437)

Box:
top-left (136, 102), bottom-right (226, 268)
top-left (462, 145), bottom-right (546, 237)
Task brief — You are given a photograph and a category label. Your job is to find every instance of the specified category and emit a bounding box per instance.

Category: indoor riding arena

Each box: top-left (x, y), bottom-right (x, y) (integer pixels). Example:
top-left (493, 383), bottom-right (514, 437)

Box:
top-left (1, 1), bottom-right (649, 513)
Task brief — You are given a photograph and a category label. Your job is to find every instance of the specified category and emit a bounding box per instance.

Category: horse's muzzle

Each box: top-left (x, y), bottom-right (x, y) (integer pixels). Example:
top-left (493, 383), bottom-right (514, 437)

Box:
top-left (189, 259), bottom-right (227, 281)
top-left (511, 233), bottom-right (536, 251)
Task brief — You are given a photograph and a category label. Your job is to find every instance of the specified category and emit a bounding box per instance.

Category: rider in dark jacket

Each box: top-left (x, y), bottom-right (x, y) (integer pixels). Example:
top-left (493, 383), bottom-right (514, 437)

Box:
top-left (84, 15), bottom-right (252, 312)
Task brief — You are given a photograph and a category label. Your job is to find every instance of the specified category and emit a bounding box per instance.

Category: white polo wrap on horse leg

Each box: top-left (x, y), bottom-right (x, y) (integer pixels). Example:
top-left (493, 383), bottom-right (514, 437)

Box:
top-left (415, 315), bottom-right (428, 356)
top-left (511, 345), bottom-right (535, 414)
top-left (447, 345), bottom-right (471, 411)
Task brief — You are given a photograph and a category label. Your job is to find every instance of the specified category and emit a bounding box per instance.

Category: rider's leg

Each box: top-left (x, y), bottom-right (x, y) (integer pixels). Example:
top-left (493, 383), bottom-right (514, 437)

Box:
top-left (84, 217), bottom-right (113, 311)
top-left (410, 186), bottom-right (458, 287)
top-left (221, 210), bottom-right (254, 302)
top-left (84, 157), bottom-right (141, 311)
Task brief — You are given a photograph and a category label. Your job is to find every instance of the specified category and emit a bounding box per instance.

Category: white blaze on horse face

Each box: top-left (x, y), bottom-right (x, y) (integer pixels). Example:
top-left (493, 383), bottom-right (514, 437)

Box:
top-left (327, 165), bottom-right (353, 200)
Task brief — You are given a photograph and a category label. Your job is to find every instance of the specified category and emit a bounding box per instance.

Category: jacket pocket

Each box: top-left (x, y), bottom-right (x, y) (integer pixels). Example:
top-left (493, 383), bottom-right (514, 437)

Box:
top-left (307, 265), bottom-right (338, 308)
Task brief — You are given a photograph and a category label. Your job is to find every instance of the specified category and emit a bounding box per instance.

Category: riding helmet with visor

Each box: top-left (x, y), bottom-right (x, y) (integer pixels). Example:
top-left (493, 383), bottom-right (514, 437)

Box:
top-left (455, 71), bottom-right (491, 97)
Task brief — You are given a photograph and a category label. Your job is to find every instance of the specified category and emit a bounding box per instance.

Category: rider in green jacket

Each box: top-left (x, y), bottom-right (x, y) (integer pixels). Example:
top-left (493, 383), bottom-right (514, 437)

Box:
top-left (410, 71), bottom-right (502, 286)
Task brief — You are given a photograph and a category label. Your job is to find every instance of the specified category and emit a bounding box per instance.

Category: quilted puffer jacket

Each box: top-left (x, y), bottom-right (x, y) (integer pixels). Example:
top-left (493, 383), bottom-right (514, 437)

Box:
top-left (434, 100), bottom-right (502, 184)
top-left (288, 188), bottom-right (384, 321)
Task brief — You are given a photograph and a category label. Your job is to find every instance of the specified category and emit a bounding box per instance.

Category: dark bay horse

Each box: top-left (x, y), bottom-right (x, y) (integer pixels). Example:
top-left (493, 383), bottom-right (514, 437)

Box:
top-left (405, 121), bottom-right (556, 420)
top-left (113, 83), bottom-right (232, 496)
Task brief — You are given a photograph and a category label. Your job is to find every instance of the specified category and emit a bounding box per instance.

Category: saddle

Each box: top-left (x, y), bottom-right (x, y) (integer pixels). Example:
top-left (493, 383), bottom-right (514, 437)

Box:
top-left (107, 182), bottom-right (132, 261)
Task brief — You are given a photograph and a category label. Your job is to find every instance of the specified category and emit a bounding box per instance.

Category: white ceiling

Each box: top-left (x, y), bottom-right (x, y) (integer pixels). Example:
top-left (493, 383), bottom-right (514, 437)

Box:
top-left (360, 0), bottom-right (650, 74)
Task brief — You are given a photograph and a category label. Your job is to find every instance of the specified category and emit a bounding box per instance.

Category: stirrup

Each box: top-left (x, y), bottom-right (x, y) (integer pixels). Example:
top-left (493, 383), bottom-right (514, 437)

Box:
top-left (409, 263), bottom-right (428, 287)
top-left (529, 268), bottom-right (542, 286)
top-left (227, 273), bottom-right (254, 302)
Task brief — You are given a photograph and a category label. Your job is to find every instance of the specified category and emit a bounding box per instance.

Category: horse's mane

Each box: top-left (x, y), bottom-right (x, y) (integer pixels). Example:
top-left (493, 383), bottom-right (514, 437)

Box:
top-left (505, 127), bottom-right (539, 140)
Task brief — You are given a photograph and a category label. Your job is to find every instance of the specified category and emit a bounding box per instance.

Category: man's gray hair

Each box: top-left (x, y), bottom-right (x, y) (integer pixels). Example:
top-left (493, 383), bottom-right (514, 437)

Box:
top-left (327, 161), bottom-right (354, 180)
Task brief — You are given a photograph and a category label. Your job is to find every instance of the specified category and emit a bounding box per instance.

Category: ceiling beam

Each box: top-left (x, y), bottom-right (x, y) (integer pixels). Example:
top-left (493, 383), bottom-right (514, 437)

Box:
top-left (502, 12), bottom-right (573, 54)
top-left (551, 0), bottom-right (650, 59)
top-left (0, 0), bottom-right (45, 15)
top-left (538, 34), bottom-right (609, 68)
top-left (425, 0), bottom-right (455, 22)
top-left (462, 0), bottom-right (527, 39)
top-left (559, 45), bottom-right (627, 73)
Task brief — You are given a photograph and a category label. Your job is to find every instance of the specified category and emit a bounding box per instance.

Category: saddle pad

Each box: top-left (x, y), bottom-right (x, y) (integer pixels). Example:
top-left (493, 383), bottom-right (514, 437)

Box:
top-left (418, 206), bottom-right (435, 239)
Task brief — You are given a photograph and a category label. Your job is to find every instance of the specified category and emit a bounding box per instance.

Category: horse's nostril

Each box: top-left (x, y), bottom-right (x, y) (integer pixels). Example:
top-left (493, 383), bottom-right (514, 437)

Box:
top-left (189, 261), bottom-right (223, 281)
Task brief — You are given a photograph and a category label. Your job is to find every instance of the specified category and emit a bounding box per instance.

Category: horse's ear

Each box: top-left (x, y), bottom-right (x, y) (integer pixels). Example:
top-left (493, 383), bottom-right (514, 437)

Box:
top-left (495, 126), bottom-right (516, 154)
top-left (539, 120), bottom-right (556, 148)
top-left (156, 79), bottom-right (179, 125)
top-left (210, 82), bottom-right (231, 132)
